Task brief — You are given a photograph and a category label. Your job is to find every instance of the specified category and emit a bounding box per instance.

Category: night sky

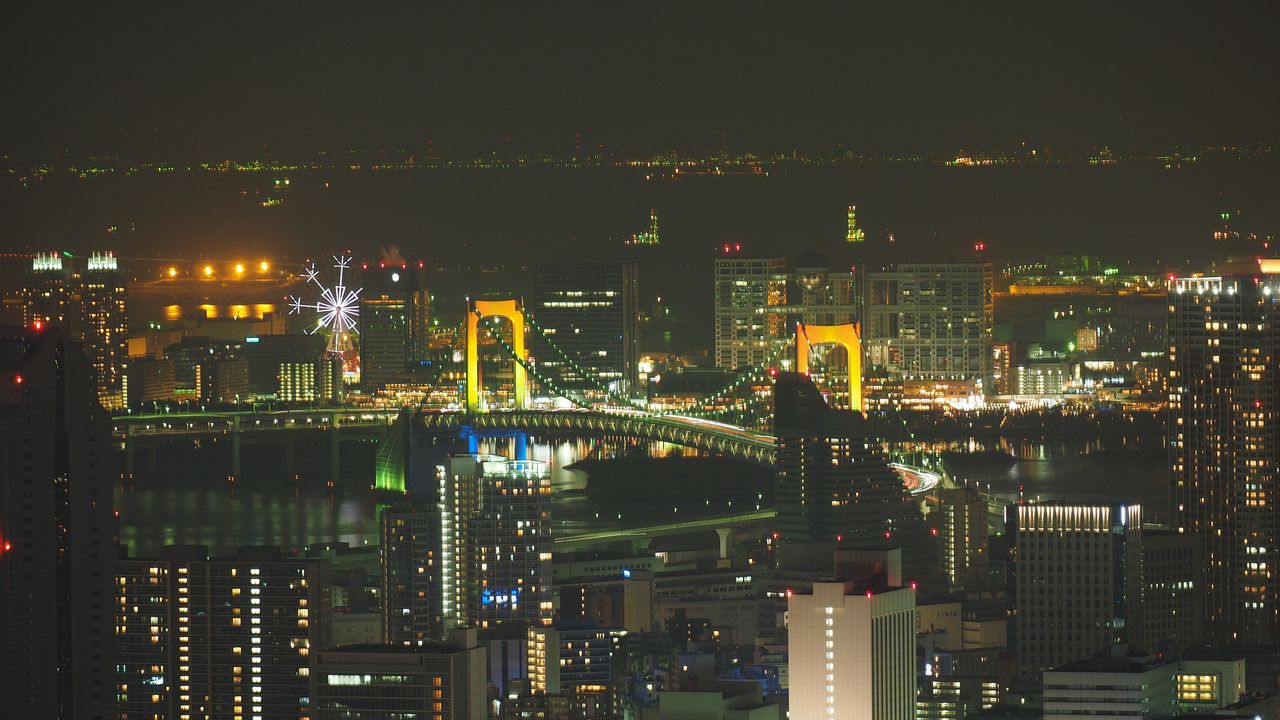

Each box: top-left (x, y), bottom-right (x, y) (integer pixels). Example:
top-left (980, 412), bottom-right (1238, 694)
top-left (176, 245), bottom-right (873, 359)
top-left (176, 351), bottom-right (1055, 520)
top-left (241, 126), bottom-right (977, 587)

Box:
top-left (3, 3), bottom-right (1279, 158)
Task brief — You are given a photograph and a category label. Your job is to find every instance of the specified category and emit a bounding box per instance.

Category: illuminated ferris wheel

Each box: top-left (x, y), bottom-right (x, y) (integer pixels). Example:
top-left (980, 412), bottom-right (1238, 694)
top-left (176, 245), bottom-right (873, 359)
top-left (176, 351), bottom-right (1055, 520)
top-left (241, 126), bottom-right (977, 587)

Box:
top-left (288, 255), bottom-right (362, 363)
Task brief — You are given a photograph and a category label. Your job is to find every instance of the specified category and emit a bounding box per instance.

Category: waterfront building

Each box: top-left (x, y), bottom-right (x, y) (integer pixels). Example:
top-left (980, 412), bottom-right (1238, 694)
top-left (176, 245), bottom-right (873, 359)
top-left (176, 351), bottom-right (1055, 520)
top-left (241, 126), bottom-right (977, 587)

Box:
top-left (1169, 273), bottom-right (1280, 642)
top-left (125, 356), bottom-right (177, 407)
top-left (864, 262), bottom-right (993, 395)
top-left (115, 545), bottom-right (330, 720)
top-left (0, 325), bottom-right (116, 719)
top-left (1175, 657), bottom-right (1247, 715)
top-left (471, 456), bottom-right (553, 630)
top-left (359, 262), bottom-right (430, 389)
top-left (787, 562), bottom-right (916, 720)
top-left (196, 356), bottom-right (249, 405)
top-left (1006, 503), bottom-right (1144, 680)
top-left (714, 256), bottom-right (788, 370)
top-left (311, 628), bottom-right (486, 720)
top-left (532, 263), bottom-right (640, 393)
top-left (1014, 360), bottom-right (1071, 396)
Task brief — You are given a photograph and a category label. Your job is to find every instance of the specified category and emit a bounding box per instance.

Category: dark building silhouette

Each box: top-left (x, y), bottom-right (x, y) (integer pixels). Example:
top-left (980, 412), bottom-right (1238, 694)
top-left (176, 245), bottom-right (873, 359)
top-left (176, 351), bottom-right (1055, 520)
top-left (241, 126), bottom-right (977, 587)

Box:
top-left (360, 262), bottom-right (430, 390)
top-left (772, 373), bottom-right (920, 546)
top-left (0, 325), bottom-right (115, 719)
top-left (532, 263), bottom-right (639, 393)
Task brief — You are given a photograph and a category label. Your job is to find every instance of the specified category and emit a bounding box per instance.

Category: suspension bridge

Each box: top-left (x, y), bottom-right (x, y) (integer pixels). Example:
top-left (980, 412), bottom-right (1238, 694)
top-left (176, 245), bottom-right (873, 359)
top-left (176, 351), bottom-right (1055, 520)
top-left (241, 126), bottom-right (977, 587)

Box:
top-left (114, 296), bottom-right (960, 505)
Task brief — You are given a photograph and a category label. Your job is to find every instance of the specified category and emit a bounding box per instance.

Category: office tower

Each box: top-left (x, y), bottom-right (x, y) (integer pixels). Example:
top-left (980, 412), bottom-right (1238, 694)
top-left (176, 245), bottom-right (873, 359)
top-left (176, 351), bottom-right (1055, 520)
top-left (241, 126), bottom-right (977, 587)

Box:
top-left (114, 545), bottom-right (331, 720)
top-left (0, 325), bottom-right (115, 720)
top-left (1041, 652), bottom-right (1176, 720)
top-left (937, 486), bottom-right (989, 590)
top-left (787, 562), bottom-right (916, 720)
top-left (473, 457), bottom-right (553, 630)
top-left (526, 623), bottom-right (627, 717)
top-left (80, 251), bottom-right (129, 408)
top-left (311, 628), bottom-right (486, 720)
top-left (1169, 274), bottom-right (1280, 642)
top-left (773, 373), bottom-right (906, 544)
top-left (864, 262), bottom-right (993, 394)
top-left (532, 263), bottom-right (640, 393)
top-left (20, 251), bottom-right (76, 330)
top-left (164, 337), bottom-right (242, 393)
top-left (714, 256), bottom-right (787, 369)
top-left (1144, 531), bottom-right (1203, 654)
top-left (1006, 503), bottom-right (1144, 680)
top-left (196, 356), bottom-right (249, 404)
top-left (359, 262), bottom-right (429, 389)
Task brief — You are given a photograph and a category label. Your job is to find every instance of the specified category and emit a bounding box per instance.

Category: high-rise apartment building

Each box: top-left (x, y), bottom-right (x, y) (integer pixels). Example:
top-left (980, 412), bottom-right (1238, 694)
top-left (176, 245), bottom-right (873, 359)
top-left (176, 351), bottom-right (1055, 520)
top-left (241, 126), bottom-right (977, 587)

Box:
top-left (773, 373), bottom-right (907, 544)
top-left (714, 256), bottom-right (787, 369)
top-left (864, 262), bottom-right (993, 392)
top-left (80, 251), bottom-right (128, 408)
top-left (532, 263), bottom-right (640, 393)
top-left (383, 454), bottom-right (552, 644)
top-left (19, 252), bottom-right (129, 407)
top-left (382, 503), bottom-right (450, 645)
top-left (20, 251), bottom-right (76, 330)
top-left (788, 564), bottom-right (916, 720)
top-left (360, 262), bottom-right (430, 389)
top-left (1006, 503), bottom-right (1144, 680)
top-left (114, 545), bottom-right (331, 720)
top-left (937, 486), bottom-right (989, 590)
top-left (1169, 274), bottom-right (1280, 642)
top-left (472, 457), bottom-right (553, 630)
top-left (311, 628), bottom-right (486, 720)
top-left (0, 325), bottom-right (116, 720)
top-left (526, 623), bottom-right (627, 717)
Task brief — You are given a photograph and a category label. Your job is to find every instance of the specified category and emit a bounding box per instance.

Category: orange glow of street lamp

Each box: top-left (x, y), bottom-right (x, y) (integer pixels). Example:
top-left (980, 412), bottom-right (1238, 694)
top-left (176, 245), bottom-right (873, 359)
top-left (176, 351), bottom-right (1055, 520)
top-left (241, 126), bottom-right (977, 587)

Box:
top-left (167, 267), bottom-right (178, 278)
top-left (259, 260), bottom-right (269, 272)
top-left (202, 265), bottom-right (213, 277)
top-left (234, 263), bottom-right (245, 275)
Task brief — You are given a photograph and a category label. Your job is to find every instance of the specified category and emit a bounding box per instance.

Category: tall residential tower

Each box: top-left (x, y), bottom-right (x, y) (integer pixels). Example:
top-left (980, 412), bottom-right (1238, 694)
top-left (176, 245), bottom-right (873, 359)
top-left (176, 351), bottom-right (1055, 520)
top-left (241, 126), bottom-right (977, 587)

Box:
top-left (1169, 273), bottom-right (1280, 642)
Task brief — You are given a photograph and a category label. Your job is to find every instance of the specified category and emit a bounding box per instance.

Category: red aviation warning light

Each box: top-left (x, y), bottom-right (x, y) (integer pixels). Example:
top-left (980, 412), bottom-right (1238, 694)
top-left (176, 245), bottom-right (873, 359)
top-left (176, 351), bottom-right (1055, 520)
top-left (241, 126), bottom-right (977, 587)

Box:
top-left (32, 320), bottom-right (43, 331)
top-left (973, 241), bottom-right (986, 253)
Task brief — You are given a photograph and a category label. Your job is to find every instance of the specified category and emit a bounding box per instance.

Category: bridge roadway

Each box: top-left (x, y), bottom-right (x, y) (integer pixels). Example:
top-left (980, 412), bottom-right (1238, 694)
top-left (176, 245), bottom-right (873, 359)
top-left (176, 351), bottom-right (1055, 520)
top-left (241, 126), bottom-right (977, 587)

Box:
top-left (112, 407), bottom-right (945, 497)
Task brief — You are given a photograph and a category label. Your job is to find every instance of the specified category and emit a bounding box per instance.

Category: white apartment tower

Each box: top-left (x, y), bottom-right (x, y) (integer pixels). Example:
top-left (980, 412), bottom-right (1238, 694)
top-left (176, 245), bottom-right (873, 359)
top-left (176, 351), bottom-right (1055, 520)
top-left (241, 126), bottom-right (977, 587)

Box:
top-left (788, 578), bottom-right (916, 720)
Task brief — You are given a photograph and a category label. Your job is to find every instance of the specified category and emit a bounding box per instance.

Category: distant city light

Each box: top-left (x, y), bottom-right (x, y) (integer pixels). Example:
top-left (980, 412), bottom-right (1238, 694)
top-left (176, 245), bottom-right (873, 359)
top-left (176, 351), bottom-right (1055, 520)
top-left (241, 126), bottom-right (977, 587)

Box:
top-left (259, 261), bottom-right (270, 272)
top-left (202, 265), bottom-right (213, 277)
top-left (234, 263), bottom-right (245, 275)
top-left (167, 267), bottom-right (178, 278)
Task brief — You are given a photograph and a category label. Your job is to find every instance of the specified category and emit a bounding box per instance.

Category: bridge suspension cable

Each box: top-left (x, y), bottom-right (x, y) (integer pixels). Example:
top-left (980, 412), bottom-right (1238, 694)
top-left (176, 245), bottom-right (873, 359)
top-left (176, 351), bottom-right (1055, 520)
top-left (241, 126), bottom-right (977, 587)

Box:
top-left (471, 308), bottom-right (595, 410)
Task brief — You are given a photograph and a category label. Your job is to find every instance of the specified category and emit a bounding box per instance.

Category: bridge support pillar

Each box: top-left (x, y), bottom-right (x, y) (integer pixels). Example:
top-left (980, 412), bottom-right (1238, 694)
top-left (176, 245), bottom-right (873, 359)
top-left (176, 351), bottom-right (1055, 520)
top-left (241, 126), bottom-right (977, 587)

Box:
top-left (330, 413), bottom-right (341, 485)
top-left (715, 527), bottom-right (735, 567)
top-left (514, 431), bottom-right (528, 461)
top-left (124, 425), bottom-right (135, 478)
top-left (284, 437), bottom-right (296, 480)
top-left (230, 416), bottom-right (241, 481)
top-left (629, 536), bottom-right (653, 555)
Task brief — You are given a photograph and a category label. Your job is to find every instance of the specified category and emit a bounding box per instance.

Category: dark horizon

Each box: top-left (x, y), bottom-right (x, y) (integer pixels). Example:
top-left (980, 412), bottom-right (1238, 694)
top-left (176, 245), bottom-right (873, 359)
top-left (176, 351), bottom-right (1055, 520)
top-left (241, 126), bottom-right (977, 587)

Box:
top-left (3, 4), bottom-right (1279, 160)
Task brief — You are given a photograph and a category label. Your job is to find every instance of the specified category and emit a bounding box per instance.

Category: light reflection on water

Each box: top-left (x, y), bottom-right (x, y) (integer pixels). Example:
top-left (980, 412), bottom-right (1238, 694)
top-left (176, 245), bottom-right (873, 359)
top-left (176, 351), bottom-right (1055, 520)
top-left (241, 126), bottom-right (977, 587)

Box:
top-left (161, 303), bottom-right (277, 321)
top-left (115, 434), bottom-right (707, 555)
